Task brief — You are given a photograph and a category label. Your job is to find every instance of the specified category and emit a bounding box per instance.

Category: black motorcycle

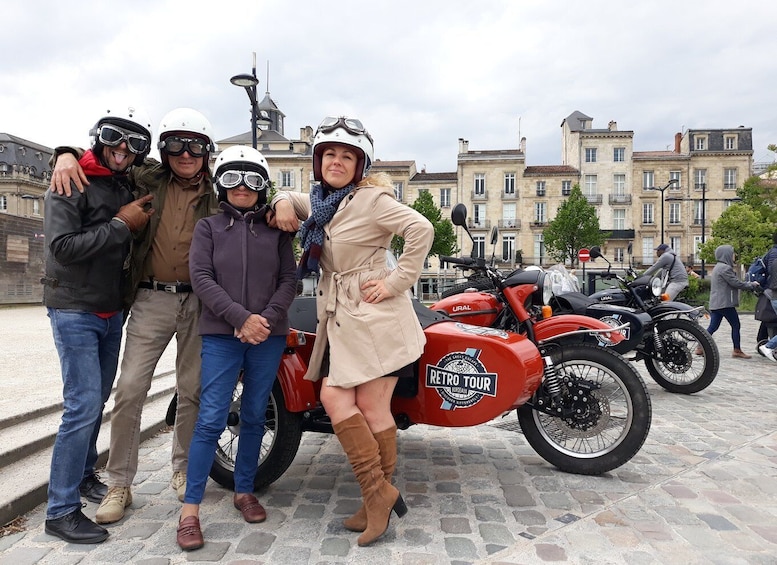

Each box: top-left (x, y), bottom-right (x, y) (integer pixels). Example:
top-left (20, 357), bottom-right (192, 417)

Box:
top-left (576, 247), bottom-right (719, 394)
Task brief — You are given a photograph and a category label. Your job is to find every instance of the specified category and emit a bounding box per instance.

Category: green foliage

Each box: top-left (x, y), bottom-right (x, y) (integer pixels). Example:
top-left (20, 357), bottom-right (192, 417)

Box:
top-left (699, 202), bottom-right (775, 267)
top-left (543, 184), bottom-right (609, 265)
top-left (391, 190), bottom-right (458, 259)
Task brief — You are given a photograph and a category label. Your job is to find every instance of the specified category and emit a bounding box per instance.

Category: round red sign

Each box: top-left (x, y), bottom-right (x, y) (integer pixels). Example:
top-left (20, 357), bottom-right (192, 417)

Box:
top-left (578, 248), bottom-right (590, 262)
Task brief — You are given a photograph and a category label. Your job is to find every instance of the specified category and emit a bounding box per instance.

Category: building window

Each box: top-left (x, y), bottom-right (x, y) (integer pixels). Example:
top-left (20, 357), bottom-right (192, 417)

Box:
top-left (393, 182), bottom-right (404, 202)
top-left (642, 238), bottom-right (654, 265)
top-left (473, 235), bottom-right (485, 258)
top-left (584, 175), bottom-right (597, 196)
top-left (502, 234), bottom-right (515, 262)
top-left (642, 170), bottom-right (654, 189)
top-left (536, 181), bottom-right (546, 196)
top-left (0, 195), bottom-right (6, 211)
top-left (502, 202), bottom-right (516, 227)
top-left (440, 188), bottom-right (451, 208)
top-left (725, 135), bottom-right (737, 150)
top-left (694, 169), bottom-right (707, 190)
top-left (504, 173), bottom-right (515, 195)
top-left (669, 171), bottom-right (682, 190)
top-left (642, 203), bottom-right (654, 225)
top-left (585, 148), bottom-right (597, 163)
top-left (693, 236), bottom-right (703, 261)
top-left (614, 247), bottom-right (624, 263)
top-left (534, 233), bottom-right (545, 264)
top-left (562, 180), bottom-right (571, 196)
top-left (33, 199), bottom-right (40, 215)
top-left (669, 202), bottom-right (681, 225)
top-left (613, 209), bottom-right (625, 230)
top-left (695, 136), bottom-right (706, 150)
top-left (534, 202), bottom-right (546, 223)
top-left (613, 147), bottom-right (625, 162)
top-left (474, 174), bottom-right (486, 196)
top-left (670, 236), bottom-right (681, 254)
top-left (613, 174), bottom-right (626, 195)
top-left (279, 170), bottom-right (295, 188)
top-left (724, 168), bottom-right (737, 190)
top-left (473, 203), bottom-right (486, 227)
top-left (693, 201), bottom-right (705, 224)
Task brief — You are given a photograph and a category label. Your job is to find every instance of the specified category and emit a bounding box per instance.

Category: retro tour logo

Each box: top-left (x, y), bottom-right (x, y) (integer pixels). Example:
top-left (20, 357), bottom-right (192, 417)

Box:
top-left (426, 348), bottom-right (498, 410)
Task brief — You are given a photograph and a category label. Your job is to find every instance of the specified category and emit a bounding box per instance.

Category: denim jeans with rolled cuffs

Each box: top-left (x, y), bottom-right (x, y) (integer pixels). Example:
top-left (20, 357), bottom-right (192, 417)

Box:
top-left (46, 308), bottom-right (123, 520)
top-left (184, 334), bottom-right (285, 503)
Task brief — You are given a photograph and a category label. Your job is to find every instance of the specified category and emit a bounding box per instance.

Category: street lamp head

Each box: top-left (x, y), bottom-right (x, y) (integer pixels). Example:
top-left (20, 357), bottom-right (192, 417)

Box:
top-left (230, 73), bottom-right (259, 88)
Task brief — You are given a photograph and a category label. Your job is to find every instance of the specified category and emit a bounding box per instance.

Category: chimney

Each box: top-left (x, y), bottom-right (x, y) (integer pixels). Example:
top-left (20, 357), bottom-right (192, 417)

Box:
top-left (674, 132), bottom-right (682, 153)
top-left (458, 138), bottom-right (469, 154)
top-left (520, 137), bottom-right (526, 155)
top-left (608, 120), bottom-right (617, 131)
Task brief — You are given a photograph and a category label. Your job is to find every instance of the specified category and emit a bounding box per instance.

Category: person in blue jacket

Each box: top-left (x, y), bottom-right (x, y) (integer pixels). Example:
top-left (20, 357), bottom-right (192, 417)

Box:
top-left (176, 146), bottom-right (297, 551)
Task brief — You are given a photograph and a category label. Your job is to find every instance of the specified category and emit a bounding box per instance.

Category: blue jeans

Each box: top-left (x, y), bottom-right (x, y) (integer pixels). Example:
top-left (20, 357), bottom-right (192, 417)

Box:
top-left (184, 334), bottom-right (285, 503)
top-left (706, 307), bottom-right (743, 350)
top-left (765, 300), bottom-right (777, 349)
top-left (46, 308), bottom-right (123, 519)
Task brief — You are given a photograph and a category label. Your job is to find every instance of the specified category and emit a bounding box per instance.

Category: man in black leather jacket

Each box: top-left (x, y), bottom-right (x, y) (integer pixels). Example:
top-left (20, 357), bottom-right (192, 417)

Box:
top-left (42, 107), bottom-right (154, 544)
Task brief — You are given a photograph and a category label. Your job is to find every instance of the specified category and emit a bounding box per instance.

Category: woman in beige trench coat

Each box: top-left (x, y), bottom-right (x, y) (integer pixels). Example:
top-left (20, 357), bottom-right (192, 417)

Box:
top-left (270, 116), bottom-right (433, 546)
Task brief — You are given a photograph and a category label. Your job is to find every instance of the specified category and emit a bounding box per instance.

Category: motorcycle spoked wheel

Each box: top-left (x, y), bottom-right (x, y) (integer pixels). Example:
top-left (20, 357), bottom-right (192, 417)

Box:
top-left (518, 344), bottom-right (652, 475)
top-left (643, 317), bottom-right (719, 394)
top-left (209, 378), bottom-right (304, 490)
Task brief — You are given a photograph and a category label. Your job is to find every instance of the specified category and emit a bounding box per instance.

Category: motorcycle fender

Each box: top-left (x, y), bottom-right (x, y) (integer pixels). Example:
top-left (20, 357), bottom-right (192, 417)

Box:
top-left (534, 314), bottom-right (627, 346)
top-left (649, 302), bottom-right (695, 319)
top-left (276, 351), bottom-right (318, 412)
top-left (391, 320), bottom-right (544, 428)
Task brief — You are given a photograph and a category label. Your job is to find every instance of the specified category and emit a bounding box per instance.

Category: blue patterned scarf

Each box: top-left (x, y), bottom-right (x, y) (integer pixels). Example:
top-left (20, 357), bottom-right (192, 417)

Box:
top-left (297, 183), bottom-right (354, 279)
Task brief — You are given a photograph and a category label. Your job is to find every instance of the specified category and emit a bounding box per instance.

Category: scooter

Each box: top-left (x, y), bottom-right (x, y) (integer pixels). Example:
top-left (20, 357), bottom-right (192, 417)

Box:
top-left (203, 206), bottom-right (652, 491)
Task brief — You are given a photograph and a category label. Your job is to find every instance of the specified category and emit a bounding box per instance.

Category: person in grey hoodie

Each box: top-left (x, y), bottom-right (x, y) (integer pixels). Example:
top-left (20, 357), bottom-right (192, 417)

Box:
top-left (705, 244), bottom-right (760, 359)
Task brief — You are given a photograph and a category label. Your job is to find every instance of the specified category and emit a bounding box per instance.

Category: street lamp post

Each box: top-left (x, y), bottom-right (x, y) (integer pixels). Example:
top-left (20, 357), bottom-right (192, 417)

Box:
top-left (647, 178), bottom-right (679, 246)
top-left (230, 52), bottom-right (260, 149)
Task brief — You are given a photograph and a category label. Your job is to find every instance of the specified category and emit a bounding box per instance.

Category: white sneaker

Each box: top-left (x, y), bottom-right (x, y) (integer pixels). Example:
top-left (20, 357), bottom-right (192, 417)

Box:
top-left (171, 471), bottom-right (186, 502)
top-left (758, 344), bottom-right (777, 361)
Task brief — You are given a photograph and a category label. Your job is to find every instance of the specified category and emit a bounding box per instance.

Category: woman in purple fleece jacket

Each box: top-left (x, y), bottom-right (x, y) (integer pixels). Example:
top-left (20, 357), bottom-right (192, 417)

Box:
top-left (176, 146), bottom-right (297, 551)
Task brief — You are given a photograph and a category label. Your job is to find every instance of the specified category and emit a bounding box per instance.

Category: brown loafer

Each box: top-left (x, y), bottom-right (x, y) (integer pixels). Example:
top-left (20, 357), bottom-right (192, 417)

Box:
top-left (233, 493), bottom-right (267, 523)
top-left (177, 515), bottom-right (204, 551)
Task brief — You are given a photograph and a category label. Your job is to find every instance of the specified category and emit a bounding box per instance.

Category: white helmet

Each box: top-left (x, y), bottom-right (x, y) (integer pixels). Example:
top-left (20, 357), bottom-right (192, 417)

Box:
top-left (312, 116), bottom-right (374, 184)
top-left (89, 106), bottom-right (153, 166)
top-left (157, 108), bottom-right (216, 171)
top-left (213, 145), bottom-right (271, 204)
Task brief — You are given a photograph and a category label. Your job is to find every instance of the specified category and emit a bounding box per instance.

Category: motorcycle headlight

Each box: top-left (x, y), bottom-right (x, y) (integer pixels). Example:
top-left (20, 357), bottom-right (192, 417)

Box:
top-left (650, 276), bottom-right (663, 297)
top-left (539, 272), bottom-right (553, 305)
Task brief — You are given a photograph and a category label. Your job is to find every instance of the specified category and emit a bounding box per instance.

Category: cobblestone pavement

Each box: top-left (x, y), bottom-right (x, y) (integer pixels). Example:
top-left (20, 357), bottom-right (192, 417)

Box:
top-left (1, 315), bottom-right (776, 564)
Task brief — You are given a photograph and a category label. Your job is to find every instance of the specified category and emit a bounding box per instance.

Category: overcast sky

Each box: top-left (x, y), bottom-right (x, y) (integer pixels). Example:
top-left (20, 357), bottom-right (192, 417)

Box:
top-left (2, 0), bottom-right (775, 172)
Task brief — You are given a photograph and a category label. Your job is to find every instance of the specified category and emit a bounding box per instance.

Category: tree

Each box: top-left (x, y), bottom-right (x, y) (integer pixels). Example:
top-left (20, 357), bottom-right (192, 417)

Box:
top-left (391, 190), bottom-right (458, 259)
top-left (698, 203), bottom-right (773, 266)
top-left (543, 184), bottom-right (608, 266)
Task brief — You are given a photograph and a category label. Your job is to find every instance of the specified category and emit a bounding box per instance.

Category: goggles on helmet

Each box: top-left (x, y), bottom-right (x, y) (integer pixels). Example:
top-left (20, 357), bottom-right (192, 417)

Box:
top-left (159, 136), bottom-right (209, 157)
top-left (97, 124), bottom-right (150, 155)
top-left (316, 116), bottom-right (373, 144)
top-left (216, 170), bottom-right (269, 192)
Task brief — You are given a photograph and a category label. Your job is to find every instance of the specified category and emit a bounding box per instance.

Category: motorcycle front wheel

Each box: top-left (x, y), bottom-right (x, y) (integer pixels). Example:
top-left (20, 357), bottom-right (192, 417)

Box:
top-left (518, 344), bottom-right (651, 475)
top-left (643, 318), bottom-right (719, 394)
top-left (209, 378), bottom-right (304, 490)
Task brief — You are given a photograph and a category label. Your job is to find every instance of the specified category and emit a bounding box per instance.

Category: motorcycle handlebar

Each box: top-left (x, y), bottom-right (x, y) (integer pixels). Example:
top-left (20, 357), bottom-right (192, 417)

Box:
top-left (440, 255), bottom-right (479, 268)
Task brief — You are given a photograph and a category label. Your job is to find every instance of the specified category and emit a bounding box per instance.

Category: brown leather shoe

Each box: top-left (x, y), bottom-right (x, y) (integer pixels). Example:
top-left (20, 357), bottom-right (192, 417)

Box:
top-left (176, 516), bottom-right (204, 551)
top-left (732, 349), bottom-right (752, 359)
top-left (233, 493), bottom-right (267, 523)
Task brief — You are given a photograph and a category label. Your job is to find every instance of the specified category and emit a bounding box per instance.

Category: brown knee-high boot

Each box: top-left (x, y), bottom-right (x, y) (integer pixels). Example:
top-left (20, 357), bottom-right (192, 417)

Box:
top-left (343, 425), bottom-right (398, 532)
top-left (333, 414), bottom-right (407, 546)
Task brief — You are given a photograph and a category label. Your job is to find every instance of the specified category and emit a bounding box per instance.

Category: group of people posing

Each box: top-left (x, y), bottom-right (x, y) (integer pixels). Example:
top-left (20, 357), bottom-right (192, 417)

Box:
top-left (42, 109), bottom-right (433, 551)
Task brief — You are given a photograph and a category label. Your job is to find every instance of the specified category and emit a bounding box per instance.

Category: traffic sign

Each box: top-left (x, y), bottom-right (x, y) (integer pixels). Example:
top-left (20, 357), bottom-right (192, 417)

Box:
top-left (578, 248), bottom-right (590, 263)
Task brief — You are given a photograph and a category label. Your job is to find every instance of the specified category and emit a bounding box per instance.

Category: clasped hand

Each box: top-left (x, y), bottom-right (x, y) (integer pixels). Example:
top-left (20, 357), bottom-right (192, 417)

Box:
top-left (236, 314), bottom-right (271, 344)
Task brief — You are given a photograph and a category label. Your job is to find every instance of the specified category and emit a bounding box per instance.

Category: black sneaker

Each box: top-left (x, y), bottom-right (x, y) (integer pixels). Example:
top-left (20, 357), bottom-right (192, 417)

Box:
top-left (45, 508), bottom-right (108, 544)
top-left (79, 473), bottom-right (108, 503)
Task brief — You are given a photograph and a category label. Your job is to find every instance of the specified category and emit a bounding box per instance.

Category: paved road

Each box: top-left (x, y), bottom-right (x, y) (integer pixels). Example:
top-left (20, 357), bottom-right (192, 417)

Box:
top-left (1, 307), bottom-right (776, 564)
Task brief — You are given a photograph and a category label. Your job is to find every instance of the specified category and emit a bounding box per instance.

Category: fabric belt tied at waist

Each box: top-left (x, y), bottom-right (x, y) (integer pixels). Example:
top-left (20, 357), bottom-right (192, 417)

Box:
top-left (138, 280), bottom-right (193, 293)
top-left (326, 257), bottom-right (384, 316)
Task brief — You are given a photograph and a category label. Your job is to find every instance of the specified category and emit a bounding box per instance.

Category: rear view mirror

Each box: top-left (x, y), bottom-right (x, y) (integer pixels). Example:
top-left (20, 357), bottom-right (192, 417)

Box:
top-left (450, 203), bottom-right (467, 227)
